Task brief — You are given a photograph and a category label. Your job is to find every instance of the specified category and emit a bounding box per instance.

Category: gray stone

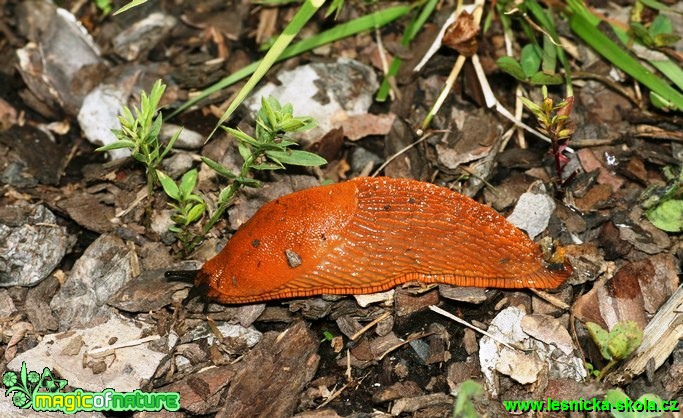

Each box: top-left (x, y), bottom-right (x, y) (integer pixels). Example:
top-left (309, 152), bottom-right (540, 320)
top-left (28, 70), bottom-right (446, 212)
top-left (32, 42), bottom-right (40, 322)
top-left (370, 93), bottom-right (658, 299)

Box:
top-left (50, 234), bottom-right (132, 330)
top-left (0, 204), bottom-right (68, 287)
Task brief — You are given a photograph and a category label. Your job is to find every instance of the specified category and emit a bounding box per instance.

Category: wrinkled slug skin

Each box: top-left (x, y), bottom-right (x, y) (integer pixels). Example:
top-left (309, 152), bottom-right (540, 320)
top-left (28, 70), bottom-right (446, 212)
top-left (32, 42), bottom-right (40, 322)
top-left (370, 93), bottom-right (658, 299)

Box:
top-left (198, 177), bottom-right (571, 303)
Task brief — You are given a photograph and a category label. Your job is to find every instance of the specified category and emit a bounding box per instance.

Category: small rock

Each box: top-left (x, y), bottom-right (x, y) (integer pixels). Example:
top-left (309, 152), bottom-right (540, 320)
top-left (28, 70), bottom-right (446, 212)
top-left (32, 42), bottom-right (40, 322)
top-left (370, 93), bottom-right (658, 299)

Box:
top-left (479, 307), bottom-right (586, 397)
top-left (0, 289), bottom-right (16, 317)
top-left (353, 289), bottom-right (394, 307)
top-left (77, 82), bottom-right (130, 160)
top-left (112, 12), bottom-right (177, 61)
top-left (0, 204), bottom-right (69, 287)
top-left (507, 192), bottom-right (556, 239)
top-left (7, 315), bottom-right (164, 392)
top-left (25, 275), bottom-right (60, 332)
top-left (50, 234), bottom-right (133, 330)
top-left (160, 152), bottom-right (195, 179)
top-left (350, 147), bottom-right (383, 174)
top-left (161, 124), bottom-right (205, 150)
top-left (15, 3), bottom-right (104, 116)
top-left (247, 58), bottom-right (378, 144)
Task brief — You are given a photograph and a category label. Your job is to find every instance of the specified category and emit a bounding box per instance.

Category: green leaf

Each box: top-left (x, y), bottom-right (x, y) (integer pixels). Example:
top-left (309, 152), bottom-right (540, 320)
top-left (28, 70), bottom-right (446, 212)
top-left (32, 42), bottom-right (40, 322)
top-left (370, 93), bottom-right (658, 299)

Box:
top-left (265, 149), bottom-right (327, 166)
top-left (252, 162), bottom-right (285, 170)
top-left (279, 116), bottom-right (315, 132)
top-left (529, 71), bottom-right (565, 85)
top-left (95, 140), bottom-right (136, 152)
top-left (236, 177), bottom-right (262, 188)
top-left (586, 322), bottom-right (611, 360)
top-left (646, 199), bottom-right (683, 232)
top-left (218, 187), bottom-right (233, 204)
top-left (496, 56), bottom-right (527, 81)
top-left (225, 127), bottom-right (260, 147)
top-left (452, 380), bottom-right (484, 418)
top-left (186, 203), bottom-right (206, 223)
top-left (237, 142), bottom-right (252, 163)
top-left (541, 31), bottom-right (557, 74)
top-left (604, 389), bottom-right (664, 418)
top-left (325, 0), bottom-right (344, 18)
top-left (179, 169), bottom-right (198, 196)
top-left (201, 157), bottom-right (237, 179)
top-left (648, 14), bottom-right (673, 37)
top-left (147, 114), bottom-right (163, 146)
top-left (520, 44), bottom-right (542, 78)
top-left (156, 170), bottom-right (180, 201)
top-left (261, 96), bottom-right (280, 131)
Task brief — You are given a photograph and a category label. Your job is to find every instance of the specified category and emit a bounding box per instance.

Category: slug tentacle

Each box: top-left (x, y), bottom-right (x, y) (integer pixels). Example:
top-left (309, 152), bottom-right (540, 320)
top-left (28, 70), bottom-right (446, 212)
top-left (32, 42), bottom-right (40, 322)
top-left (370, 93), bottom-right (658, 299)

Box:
top-left (196, 177), bottom-right (571, 304)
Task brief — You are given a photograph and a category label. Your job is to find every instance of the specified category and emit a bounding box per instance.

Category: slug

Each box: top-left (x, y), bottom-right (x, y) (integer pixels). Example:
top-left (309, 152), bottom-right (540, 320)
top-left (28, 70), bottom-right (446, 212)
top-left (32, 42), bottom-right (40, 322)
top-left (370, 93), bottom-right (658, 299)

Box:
top-left (169, 177), bottom-right (571, 304)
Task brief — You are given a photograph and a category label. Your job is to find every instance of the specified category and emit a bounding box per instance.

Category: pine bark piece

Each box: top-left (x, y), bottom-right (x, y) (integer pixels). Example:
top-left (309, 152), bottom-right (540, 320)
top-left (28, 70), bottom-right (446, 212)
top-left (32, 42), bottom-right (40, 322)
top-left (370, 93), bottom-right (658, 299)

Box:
top-left (217, 321), bottom-right (320, 418)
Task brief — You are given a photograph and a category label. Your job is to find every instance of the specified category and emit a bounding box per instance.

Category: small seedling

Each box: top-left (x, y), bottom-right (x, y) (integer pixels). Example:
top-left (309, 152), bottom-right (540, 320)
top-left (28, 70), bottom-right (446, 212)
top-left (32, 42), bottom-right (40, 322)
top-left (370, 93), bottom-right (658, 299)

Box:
top-left (96, 80), bottom-right (181, 225)
top-left (605, 389), bottom-right (665, 418)
top-left (629, 1), bottom-right (680, 49)
top-left (519, 85), bottom-right (574, 192)
top-left (497, 44), bottom-right (564, 86)
top-left (585, 321), bottom-right (643, 381)
top-left (156, 169), bottom-right (206, 253)
top-left (94, 0), bottom-right (113, 14)
top-left (321, 331), bottom-right (336, 343)
top-left (199, 96), bottom-right (326, 246)
top-left (641, 165), bottom-right (683, 232)
top-left (451, 380), bottom-right (484, 418)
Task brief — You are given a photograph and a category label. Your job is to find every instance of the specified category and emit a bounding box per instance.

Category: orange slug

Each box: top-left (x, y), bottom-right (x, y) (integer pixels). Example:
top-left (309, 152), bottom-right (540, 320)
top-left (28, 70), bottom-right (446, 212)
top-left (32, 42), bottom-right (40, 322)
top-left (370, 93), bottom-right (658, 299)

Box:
top-left (168, 177), bottom-right (571, 304)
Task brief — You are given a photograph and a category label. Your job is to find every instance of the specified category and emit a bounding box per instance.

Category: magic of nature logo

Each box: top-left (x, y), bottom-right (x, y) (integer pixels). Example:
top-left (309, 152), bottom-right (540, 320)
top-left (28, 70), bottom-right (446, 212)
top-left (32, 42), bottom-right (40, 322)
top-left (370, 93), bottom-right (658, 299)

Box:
top-left (2, 362), bottom-right (180, 414)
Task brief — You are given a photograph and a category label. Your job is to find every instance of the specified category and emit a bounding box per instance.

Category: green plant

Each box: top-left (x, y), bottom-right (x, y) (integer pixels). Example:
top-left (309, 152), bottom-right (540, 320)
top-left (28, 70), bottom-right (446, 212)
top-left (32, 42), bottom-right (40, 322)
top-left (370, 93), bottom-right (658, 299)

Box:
top-left (629, 2), bottom-right (680, 49)
top-left (157, 169), bottom-right (206, 253)
top-left (642, 165), bottom-right (683, 232)
top-left (451, 380), bottom-right (484, 418)
top-left (519, 86), bottom-right (574, 190)
top-left (496, 44), bottom-right (564, 86)
top-left (321, 330), bottom-right (336, 343)
top-left (94, 0), bottom-right (112, 14)
top-left (493, 0), bottom-right (573, 95)
top-left (605, 389), bottom-right (664, 418)
top-left (96, 80), bottom-right (181, 225)
top-left (200, 96), bottom-right (326, 244)
top-left (585, 321), bottom-right (643, 381)
top-left (567, 0), bottom-right (683, 111)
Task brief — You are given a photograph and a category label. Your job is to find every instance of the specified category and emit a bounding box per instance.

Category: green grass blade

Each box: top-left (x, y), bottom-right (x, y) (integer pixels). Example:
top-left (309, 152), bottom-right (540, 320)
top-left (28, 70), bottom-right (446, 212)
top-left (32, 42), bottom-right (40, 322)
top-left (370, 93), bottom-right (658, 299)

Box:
top-left (650, 60), bottom-right (683, 91)
top-left (567, 0), bottom-right (683, 110)
top-left (169, 4), bottom-right (411, 118)
top-left (113, 0), bottom-right (148, 15)
top-left (209, 0), bottom-right (325, 139)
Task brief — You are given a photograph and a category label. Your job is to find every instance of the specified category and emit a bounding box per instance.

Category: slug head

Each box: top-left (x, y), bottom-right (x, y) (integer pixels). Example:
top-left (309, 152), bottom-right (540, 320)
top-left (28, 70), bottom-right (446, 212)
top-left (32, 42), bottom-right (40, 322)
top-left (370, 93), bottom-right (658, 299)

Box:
top-left (195, 181), bottom-right (358, 304)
